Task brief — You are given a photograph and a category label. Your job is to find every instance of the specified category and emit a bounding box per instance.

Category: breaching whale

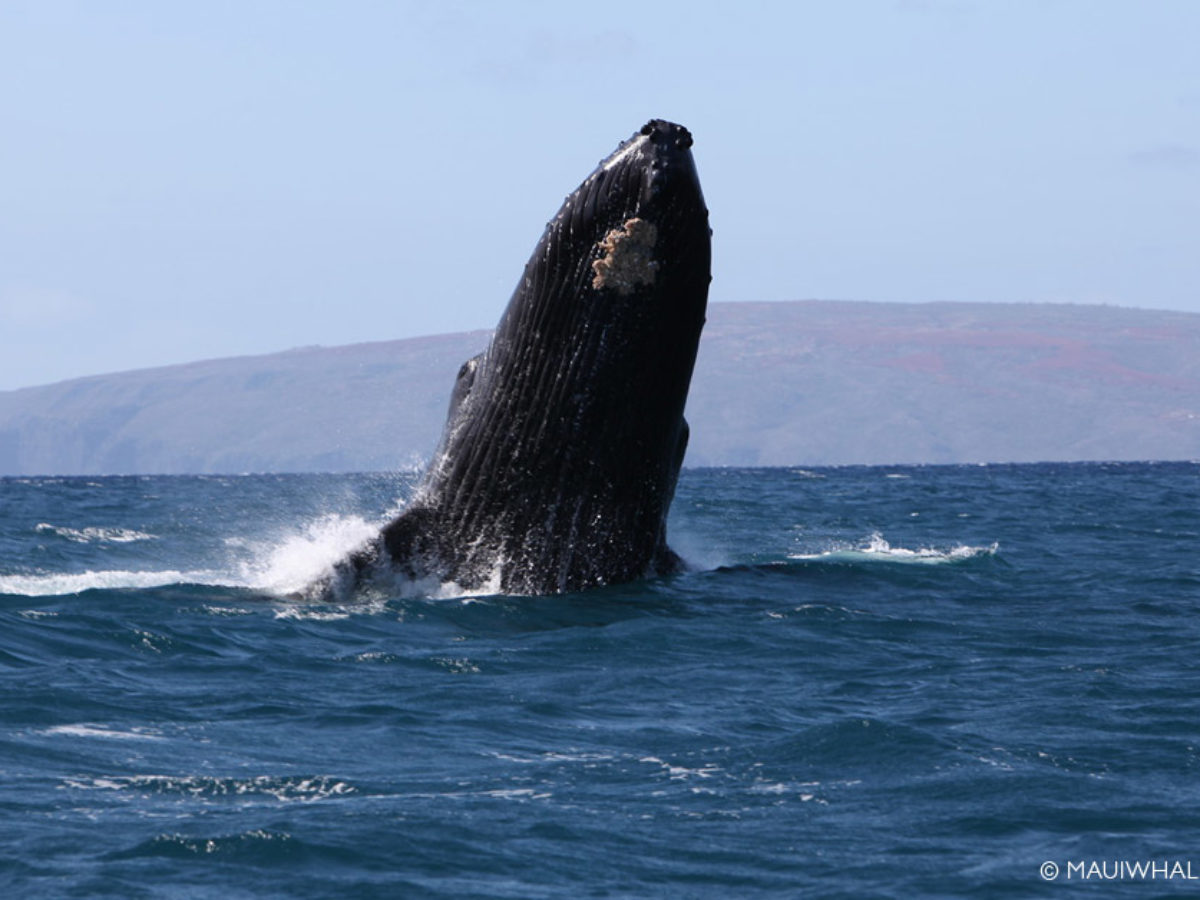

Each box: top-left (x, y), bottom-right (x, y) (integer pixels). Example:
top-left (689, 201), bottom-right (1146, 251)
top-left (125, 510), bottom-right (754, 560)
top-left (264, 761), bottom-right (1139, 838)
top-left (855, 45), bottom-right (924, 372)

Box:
top-left (318, 119), bottom-right (711, 597)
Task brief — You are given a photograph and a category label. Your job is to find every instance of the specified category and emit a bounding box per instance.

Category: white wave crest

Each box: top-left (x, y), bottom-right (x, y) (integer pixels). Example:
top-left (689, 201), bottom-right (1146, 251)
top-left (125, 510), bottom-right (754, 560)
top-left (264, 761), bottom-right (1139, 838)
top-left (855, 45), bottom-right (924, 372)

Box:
top-left (35, 523), bottom-right (158, 543)
top-left (3, 514), bottom-right (389, 598)
top-left (790, 532), bottom-right (998, 565)
top-left (61, 773), bottom-right (354, 802)
top-left (6, 504), bottom-right (510, 603)
top-left (0, 569), bottom-right (226, 596)
top-left (39, 723), bottom-right (164, 741)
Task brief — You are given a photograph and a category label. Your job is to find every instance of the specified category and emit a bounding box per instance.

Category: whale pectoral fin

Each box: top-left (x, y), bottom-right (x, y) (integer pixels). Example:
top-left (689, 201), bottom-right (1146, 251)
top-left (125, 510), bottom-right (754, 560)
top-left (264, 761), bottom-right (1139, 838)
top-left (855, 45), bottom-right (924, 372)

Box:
top-left (296, 538), bottom-right (380, 602)
top-left (379, 505), bottom-right (443, 578)
top-left (447, 353), bottom-right (483, 420)
top-left (306, 506), bottom-right (443, 599)
top-left (653, 544), bottom-right (686, 576)
top-left (650, 418), bottom-right (691, 578)
top-left (675, 417), bottom-right (690, 474)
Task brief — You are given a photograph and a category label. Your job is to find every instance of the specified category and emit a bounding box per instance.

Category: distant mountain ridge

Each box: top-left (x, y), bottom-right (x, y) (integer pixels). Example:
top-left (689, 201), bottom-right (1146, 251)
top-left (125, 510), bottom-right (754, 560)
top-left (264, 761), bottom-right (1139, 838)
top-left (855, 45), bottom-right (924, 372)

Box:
top-left (1, 301), bottom-right (1198, 474)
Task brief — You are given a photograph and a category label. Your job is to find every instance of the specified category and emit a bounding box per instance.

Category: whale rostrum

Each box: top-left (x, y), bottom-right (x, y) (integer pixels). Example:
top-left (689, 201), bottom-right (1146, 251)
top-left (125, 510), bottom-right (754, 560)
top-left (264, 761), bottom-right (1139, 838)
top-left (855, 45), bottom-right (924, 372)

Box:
top-left (318, 119), bottom-right (711, 597)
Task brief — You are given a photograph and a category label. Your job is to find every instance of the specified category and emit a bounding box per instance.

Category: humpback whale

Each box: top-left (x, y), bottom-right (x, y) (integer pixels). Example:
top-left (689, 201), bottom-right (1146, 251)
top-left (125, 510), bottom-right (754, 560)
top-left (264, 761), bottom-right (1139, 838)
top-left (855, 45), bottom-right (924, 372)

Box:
top-left (321, 119), bottom-right (711, 597)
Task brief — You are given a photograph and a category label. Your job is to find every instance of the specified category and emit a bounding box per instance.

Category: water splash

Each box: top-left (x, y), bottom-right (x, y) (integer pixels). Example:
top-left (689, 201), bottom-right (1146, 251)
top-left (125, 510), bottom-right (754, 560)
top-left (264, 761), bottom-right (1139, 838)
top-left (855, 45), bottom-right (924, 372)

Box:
top-left (3, 514), bottom-right (382, 598)
top-left (790, 532), bottom-right (998, 565)
top-left (235, 513), bottom-right (381, 596)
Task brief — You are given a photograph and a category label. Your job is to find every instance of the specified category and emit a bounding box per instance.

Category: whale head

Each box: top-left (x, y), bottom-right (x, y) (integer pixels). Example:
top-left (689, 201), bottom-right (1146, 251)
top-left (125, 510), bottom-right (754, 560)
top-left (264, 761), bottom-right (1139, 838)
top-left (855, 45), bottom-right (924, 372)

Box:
top-left (383, 119), bottom-right (711, 594)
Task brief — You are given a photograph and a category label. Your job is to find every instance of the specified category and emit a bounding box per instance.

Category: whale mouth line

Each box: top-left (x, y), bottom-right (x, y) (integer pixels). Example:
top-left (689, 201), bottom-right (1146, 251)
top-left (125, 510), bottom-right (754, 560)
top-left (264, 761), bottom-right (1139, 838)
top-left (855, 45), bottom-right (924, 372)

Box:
top-left (602, 132), bottom-right (649, 171)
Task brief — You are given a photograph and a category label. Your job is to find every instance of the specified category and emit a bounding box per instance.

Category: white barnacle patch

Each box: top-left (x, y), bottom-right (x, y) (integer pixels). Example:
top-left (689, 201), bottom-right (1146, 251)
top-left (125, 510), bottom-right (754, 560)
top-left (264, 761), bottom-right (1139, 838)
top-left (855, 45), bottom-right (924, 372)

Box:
top-left (591, 217), bottom-right (658, 295)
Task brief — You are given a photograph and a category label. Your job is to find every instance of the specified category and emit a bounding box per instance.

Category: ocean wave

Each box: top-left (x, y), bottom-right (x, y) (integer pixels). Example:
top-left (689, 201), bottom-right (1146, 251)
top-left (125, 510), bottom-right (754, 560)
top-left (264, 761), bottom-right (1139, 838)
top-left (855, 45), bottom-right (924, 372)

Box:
top-left (108, 829), bottom-right (305, 862)
top-left (4, 514), bottom-right (386, 598)
top-left (35, 523), bottom-right (158, 543)
top-left (0, 569), bottom-right (228, 596)
top-left (62, 774), bottom-right (354, 803)
top-left (38, 723), bottom-right (165, 741)
top-left (789, 532), bottom-right (998, 565)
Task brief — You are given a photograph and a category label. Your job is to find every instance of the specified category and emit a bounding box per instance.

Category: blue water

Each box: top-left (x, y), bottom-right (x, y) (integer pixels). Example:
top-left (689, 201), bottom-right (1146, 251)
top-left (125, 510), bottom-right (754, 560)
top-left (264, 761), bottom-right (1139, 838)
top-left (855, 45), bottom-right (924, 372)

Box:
top-left (2, 463), bottom-right (1199, 897)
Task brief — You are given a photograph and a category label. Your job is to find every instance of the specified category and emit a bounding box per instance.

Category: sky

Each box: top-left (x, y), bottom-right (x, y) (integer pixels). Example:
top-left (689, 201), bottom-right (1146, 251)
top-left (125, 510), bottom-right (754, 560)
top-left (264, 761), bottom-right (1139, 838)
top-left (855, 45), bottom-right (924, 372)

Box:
top-left (1, 0), bottom-right (1197, 391)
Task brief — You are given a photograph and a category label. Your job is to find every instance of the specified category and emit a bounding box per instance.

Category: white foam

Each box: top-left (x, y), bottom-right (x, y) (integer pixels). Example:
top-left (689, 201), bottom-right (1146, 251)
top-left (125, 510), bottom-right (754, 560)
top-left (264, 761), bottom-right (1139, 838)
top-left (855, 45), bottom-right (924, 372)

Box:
top-left (639, 756), bottom-right (723, 781)
top-left (480, 788), bottom-right (552, 800)
top-left (40, 723), bottom-right (164, 741)
top-left (0, 569), bottom-right (225, 597)
top-left (790, 532), bottom-right (998, 565)
top-left (199, 605), bottom-right (254, 617)
top-left (35, 523), bottom-right (158, 543)
top-left (236, 513), bottom-right (381, 596)
top-left (6, 503), bottom-right (510, 603)
top-left (61, 773), bottom-right (354, 802)
top-left (273, 605), bottom-right (352, 622)
top-left (2, 513), bottom-right (380, 598)
top-left (432, 564), bottom-right (504, 601)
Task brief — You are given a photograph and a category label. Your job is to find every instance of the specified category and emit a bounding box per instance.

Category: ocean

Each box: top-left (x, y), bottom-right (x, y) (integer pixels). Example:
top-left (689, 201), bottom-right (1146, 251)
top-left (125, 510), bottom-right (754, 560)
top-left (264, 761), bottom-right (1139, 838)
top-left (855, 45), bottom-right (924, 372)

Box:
top-left (2, 462), bottom-right (1198, 898)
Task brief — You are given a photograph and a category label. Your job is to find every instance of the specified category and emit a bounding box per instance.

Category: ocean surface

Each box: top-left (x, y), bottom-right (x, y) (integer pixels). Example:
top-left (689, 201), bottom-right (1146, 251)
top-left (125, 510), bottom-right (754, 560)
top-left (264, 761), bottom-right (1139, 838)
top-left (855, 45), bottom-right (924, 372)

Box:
top-left (2, 462), bottom-right (1198, 898)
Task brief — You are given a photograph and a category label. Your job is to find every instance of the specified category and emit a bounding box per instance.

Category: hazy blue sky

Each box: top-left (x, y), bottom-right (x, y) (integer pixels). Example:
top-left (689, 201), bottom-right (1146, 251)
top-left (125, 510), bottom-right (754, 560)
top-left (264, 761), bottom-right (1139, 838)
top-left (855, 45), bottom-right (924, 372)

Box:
top-left (2, 0), bottom-right (1197, 390)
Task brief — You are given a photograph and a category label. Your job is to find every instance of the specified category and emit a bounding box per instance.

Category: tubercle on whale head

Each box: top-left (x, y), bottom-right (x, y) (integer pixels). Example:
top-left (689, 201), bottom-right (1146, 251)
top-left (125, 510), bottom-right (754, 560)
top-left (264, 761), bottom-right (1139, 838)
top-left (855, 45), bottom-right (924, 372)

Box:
top-left (641, 118), bottom-right (692, 145)
top-left (602, 119), bottom-right (694, 170)
top-left (595, 120), bottom-right (705, 214)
